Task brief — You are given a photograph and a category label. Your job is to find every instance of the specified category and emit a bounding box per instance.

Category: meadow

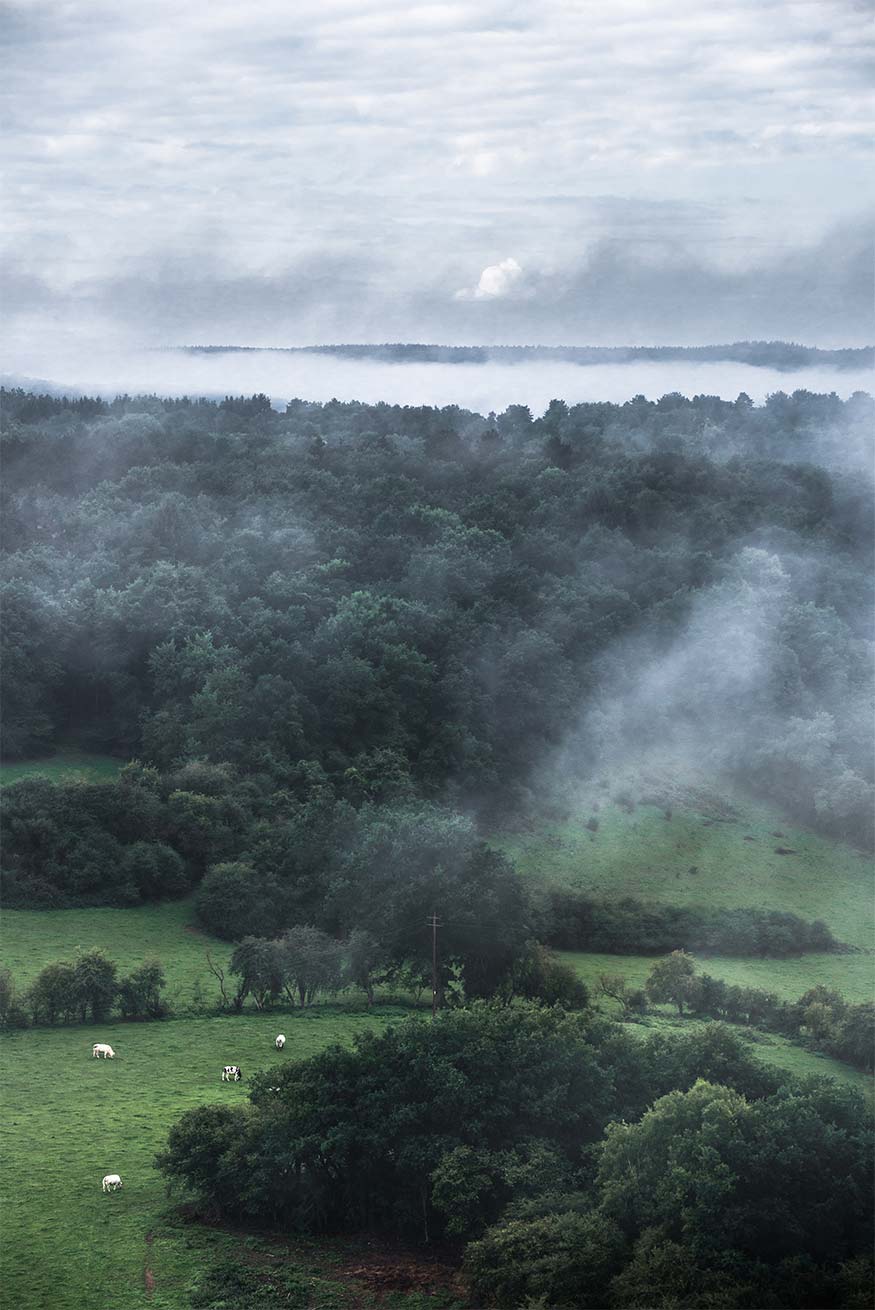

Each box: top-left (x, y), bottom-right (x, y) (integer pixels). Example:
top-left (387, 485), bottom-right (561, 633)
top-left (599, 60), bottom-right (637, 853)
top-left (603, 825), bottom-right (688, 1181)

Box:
top-left (3, 901), bottom-right (233, 1012)
top-left (0, 1008), bottom-right (444, 1310)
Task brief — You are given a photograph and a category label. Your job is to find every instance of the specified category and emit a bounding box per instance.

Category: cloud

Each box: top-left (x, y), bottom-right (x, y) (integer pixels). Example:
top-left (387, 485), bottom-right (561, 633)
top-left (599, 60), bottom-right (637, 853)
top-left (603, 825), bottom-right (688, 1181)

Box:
top-left (1, 0), bottom-right (873, 353)
top-left (455, 257), bottom-right (524, 301)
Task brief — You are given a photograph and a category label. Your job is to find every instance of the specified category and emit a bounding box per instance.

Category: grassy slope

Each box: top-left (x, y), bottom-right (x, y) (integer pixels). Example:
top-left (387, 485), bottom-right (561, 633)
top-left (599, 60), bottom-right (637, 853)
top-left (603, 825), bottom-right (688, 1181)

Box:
top-left (0, 749), bottom-right (123, 787)
top-left (0, 1009), bottom-right (417, 1310)
top-left (495, 790), bottom-right (874, 1000)
top-left (3, 900), bottom-right (233, 1011)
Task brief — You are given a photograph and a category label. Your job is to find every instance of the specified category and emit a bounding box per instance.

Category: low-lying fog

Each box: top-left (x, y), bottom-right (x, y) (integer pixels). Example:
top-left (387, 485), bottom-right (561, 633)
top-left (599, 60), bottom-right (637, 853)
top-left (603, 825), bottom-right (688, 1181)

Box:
top-left (5, 346), bottom-right (872, 411)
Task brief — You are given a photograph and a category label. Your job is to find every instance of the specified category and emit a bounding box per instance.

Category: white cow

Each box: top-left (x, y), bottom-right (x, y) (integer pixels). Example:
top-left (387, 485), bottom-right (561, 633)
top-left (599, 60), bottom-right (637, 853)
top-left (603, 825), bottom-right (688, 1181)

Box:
top-left (92, 1043), bottom-right (115, 1059)
top-left (102, 1174), bottom-right (123, 1193)
top-left (275, 1034), bottom-right (286, 1050)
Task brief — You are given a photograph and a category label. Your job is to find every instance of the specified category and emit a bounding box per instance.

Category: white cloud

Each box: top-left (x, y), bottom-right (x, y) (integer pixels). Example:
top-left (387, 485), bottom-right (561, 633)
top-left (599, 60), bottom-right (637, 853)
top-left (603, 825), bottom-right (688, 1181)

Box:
top-left (455, 257), bottom-right (523, 300)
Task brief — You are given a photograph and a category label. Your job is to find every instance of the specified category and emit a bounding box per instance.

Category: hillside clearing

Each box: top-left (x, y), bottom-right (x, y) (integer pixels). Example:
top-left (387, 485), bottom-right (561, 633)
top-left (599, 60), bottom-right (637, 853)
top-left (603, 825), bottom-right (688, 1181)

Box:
top-left (495, 786), bottom-right (873, 950)
top-left (0, 748), bottom-right (123, 788)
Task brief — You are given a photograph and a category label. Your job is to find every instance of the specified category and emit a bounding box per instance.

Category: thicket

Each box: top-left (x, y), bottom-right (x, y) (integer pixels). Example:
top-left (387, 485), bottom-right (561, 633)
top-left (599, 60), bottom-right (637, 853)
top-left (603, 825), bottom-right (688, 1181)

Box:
top-left (157, 1004), bottom-right (873, 1309)
top-left (2, 386), bottom-right (873, 875)
top-left (546, 890), bottom-right (843, 956)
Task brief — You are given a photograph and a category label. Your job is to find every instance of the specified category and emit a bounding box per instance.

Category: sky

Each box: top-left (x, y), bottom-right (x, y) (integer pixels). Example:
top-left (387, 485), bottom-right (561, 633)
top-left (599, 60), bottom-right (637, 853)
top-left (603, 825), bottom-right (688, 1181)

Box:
top-left (2, 0), bottom-right (874, 352)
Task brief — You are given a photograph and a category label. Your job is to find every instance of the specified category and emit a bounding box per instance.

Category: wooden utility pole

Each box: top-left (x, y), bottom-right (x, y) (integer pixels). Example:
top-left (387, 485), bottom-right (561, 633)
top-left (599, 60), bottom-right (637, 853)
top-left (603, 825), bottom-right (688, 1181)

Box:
top-left (427, 911), bottom-right (441, 1018)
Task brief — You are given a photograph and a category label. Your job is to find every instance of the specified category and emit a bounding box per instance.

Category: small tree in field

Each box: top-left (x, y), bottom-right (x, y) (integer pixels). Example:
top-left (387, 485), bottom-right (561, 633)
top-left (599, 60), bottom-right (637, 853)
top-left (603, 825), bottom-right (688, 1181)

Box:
top-left (645, 951), bottom-right (696, 1015)
top-left (28, 962), bottom-right (78, 1024)
top-left (344, 929), bottom-right (386, 1007)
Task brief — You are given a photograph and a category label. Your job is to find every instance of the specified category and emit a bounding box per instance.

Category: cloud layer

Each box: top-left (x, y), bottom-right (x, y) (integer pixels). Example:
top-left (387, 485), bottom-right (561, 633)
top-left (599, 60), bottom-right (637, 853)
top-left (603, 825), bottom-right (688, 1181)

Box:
top-left (2, 0), bottom-right (873, 351)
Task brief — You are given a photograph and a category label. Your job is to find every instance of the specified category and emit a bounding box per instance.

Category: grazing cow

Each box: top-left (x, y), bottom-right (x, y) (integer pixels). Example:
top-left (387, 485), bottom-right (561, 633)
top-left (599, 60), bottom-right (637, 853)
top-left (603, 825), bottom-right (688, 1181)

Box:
top-left (275, 1034), bottom-right (286, 1050)
top-left (102, 1174), bottom-right (123, 1193)
top-left (92, 1043), bottom-right (115, 1059)
top-left (221, 1065), bottom-right (242, 1082)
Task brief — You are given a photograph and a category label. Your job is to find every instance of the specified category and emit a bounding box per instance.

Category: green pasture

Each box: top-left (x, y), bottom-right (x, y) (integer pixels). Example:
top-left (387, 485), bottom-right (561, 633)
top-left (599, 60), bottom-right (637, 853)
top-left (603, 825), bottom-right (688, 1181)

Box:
top-left (0, 748), bottom-right (123, 788)
top-left (495, 789), bottom-right (874, 952)
top-left (0, 1008), bottom-right (412, 1310)
top-left (2, 900), bottom-right (233, 1012)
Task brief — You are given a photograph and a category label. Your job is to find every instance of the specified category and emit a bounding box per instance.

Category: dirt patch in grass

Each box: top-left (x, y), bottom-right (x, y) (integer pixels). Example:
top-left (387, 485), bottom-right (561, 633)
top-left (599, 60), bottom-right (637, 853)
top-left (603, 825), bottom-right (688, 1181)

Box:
top-left (336, 1237), bottom-right (463, 1300)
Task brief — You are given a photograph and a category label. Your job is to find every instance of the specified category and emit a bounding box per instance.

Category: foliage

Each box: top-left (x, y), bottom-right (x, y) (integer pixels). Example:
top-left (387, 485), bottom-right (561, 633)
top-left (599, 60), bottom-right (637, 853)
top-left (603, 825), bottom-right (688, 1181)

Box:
top-left (158, 1005), bottom-right (791, 1242)
top-left (546, 890), bottom-right (841, 956)
top-left (641, 954), bottom-right (875, 1073)
top-left (2, 389), bottom-right (873, 911)
top-left (500, 942), bottom-right (590, 1009)
top-left (466, 1078), bottom-right (874, 1308)
top-left (116, 959), bottom-right (170, 1020)
top-left (645, 951), bottom-right (696, 1014)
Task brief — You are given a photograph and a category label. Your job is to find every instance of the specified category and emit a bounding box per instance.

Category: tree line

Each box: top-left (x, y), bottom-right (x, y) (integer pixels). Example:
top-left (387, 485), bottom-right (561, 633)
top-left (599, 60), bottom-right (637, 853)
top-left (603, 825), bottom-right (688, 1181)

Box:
top-left (546, 889), bottom-right (844, 956)
top-left (0, 953), bottom-right (168, 1027)
top-left (632, 950), bottom-right (875, 1073)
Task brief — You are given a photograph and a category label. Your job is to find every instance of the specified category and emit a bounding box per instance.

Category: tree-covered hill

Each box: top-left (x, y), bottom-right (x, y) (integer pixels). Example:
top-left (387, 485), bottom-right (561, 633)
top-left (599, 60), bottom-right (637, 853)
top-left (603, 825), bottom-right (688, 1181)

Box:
top-left (2, 387), bottom-right (873, 885)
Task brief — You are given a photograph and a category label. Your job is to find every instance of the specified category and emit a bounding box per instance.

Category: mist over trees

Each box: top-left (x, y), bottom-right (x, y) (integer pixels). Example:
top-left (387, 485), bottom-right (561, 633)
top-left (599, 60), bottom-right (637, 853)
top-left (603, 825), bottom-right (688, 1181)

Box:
top-left (1, 385), bottom-right (873, 913)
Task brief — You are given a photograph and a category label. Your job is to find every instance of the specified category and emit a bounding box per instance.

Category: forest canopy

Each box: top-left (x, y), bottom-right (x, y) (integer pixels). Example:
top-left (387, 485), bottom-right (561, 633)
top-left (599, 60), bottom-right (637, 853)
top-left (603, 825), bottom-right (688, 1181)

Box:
top-left (2, 385), bottom-right (873, 911)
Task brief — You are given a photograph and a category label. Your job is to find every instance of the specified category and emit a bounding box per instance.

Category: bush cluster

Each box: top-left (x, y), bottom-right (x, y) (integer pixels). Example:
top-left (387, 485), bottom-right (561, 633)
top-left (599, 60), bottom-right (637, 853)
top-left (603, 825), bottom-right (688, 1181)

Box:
top-left (0, 953), bottom-right (169, 1029)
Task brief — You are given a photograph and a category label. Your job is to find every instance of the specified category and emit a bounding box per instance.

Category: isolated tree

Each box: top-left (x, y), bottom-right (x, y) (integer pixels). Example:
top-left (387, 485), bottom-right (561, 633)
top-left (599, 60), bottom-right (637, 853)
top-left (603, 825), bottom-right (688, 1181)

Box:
top-left (645, 950), bottom-right (696, 1015)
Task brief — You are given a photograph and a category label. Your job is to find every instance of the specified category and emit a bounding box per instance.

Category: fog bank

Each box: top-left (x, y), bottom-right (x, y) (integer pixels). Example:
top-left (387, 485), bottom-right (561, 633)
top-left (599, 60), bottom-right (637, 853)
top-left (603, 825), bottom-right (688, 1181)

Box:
top-left (4, 346), bottom-right (872, 413)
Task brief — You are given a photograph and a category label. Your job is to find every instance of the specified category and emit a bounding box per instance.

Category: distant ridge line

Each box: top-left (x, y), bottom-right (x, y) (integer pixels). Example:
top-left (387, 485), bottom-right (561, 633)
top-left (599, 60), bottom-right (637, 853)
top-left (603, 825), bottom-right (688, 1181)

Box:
top-left (169, 341), bottom-right (874, 372)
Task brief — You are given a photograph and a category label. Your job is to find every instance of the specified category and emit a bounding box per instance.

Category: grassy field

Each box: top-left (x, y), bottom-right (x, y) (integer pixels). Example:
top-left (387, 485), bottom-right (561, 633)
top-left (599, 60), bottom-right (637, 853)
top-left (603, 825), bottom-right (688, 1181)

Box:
top-left (0, 1008), bottom-right (433, 1310)
top-left (0, 748), bottom-right (124, 788)
top-left (3, 901), bottom-right (233, 1012)
top-left (496, 789), bottom-right (872, 945)
top-left (496, 784), bottom-right (874, 1002)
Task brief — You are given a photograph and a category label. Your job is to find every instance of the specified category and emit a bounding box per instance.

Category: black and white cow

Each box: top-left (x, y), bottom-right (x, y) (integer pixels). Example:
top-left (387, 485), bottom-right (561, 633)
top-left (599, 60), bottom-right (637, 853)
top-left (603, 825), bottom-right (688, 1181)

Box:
top-left (275, 1034), bottom-right (286, 1050)
top-left (221, 1065), bottom-right (242, 1082)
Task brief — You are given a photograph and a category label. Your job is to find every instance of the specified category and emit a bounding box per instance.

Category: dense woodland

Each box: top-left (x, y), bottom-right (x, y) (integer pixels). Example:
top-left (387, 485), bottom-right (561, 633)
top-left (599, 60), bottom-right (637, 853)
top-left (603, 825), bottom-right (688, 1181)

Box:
top-left (3, 386), bottom-right (873, 855)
